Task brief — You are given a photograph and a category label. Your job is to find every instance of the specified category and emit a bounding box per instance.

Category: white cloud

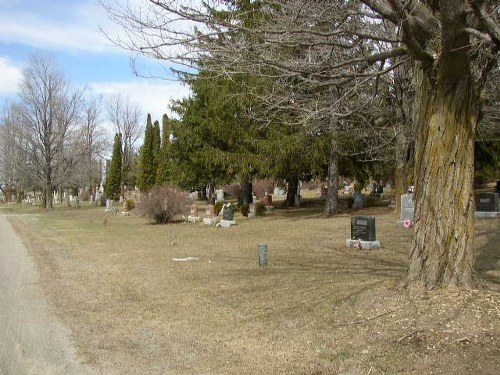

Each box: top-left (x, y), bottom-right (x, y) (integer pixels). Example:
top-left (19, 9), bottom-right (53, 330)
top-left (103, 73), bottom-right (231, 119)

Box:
top-left (90, 80), bottom-right (191, 121)
top-left (0, 57), bottom-right (23, 95)
top-left (0, 3), bottom-right (118, 53)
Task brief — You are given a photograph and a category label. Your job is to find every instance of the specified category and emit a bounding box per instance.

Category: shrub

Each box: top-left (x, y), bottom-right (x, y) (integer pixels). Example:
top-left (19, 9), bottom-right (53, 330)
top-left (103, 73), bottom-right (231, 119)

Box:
top-left (136, 186), bottom-right (191, 224)
top-left (214, 201), bottom-right (224, 215)
top-left (239, 203), bottom-right (249, 217)
top-left (125, 199), bottom-right (135, 211)
top-left (255, 202), bottom-right (266, 216)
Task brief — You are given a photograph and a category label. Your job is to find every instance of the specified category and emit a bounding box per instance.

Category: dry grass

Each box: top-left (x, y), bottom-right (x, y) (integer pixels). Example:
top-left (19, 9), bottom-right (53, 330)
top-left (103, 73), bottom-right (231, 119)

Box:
top-left (5, 196), bottom-right (500, 375)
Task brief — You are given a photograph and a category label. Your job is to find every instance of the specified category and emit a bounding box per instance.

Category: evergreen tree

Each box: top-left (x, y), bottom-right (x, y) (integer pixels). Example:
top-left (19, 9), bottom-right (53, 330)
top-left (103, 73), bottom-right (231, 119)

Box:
top-left (152, 120), bottom-right (161, 161)
top-left (105, 133), bottom-right (123, 200)
top-left (137, 114), bottom-right (157, 192)
top-left (156, 114), bottom-right (173, 185)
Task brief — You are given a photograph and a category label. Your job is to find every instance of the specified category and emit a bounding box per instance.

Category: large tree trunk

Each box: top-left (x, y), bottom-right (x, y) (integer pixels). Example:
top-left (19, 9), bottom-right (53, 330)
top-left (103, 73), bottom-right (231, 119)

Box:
top-left (406, 6), bottom-right (482, 287)
top-left (324, 138), bottom-right (339, 216)
top-left (239, 179), bottom-right (253, 205)
top-left (285, 176), bottom-right (299, 207)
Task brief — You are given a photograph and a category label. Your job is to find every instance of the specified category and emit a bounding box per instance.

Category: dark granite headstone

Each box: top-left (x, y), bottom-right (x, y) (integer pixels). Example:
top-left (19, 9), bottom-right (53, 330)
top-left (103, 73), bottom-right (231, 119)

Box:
top-left (352, 192), bottom-right (365, 209)
top-left (475, 192), bottom-right (499, 212)
top-left (351, 216), bottom-right (376, 241)
top-left (222, 205), bottom-right (234, 220)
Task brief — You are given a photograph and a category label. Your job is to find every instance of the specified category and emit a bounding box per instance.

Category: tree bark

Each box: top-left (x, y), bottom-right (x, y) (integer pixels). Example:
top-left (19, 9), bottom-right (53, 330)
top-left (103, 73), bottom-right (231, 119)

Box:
top-left (407, 73), bottom-right (479, 289)
top-left (285, 176), bottom-right (299, 207)
top-left (324, 137), bottom-right (339, 216)
top-left (239, 180), bottom-right (253, 206)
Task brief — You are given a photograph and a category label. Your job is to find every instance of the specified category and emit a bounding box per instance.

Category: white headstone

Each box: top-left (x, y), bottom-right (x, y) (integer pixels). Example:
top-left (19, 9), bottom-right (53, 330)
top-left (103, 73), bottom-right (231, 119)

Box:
top-left (400, 194), bottom-right (415, 222)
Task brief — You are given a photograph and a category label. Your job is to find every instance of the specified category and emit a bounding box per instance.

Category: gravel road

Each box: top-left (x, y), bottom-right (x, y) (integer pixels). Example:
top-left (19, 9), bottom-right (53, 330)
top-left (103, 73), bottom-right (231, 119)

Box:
top-left (0, 215), bottom-right (94, 375)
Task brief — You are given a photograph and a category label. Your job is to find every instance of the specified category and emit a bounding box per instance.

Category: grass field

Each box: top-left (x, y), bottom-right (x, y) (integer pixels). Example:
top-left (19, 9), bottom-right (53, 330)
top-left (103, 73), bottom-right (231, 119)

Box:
top-left (4, 195), bottom-right (500, 374)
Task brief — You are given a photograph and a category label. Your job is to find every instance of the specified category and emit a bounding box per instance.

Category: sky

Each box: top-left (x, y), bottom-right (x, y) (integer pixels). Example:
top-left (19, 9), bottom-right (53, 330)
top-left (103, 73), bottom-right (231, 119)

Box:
top-left (0, 0), bottom-right (191, 123)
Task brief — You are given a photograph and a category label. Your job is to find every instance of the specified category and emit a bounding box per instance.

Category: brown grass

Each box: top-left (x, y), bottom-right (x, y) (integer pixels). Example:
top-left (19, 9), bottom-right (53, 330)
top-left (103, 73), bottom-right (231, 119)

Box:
top-left (6, 196), bottom-right (500, 375)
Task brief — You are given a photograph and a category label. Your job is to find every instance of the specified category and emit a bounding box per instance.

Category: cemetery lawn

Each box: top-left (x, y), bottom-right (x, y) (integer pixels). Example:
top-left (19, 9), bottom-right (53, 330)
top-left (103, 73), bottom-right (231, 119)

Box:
top-left (6, 201), bottom-right (500, 375)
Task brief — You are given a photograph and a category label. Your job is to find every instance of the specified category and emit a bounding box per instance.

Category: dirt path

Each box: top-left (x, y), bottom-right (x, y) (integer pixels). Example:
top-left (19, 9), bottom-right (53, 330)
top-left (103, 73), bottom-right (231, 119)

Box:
top-left (0, 215), bottom-right (94, 375)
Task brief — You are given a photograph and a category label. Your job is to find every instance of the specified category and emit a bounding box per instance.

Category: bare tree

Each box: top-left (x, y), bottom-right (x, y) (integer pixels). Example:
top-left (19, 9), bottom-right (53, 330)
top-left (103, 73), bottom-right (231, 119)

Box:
top-left (0, 103), bottom-right (33, 201)
top-left (101, 0), bottom-right (499, 288)
top-left (17, 54), bottom-right (82, 209)
top-left (107, 94), bottom-right (143, 193)
top-left (78, 94), bottom-right (108, 198)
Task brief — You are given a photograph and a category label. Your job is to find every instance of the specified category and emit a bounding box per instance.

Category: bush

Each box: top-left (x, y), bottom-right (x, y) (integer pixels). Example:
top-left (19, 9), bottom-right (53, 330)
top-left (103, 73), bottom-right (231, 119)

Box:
top-left (125, 199), bottom-right (135, 211)
top-left (239, 204), bottom-right (249, 217)
top-left (214, 201), bottom-right (224, 215)
top-left (255, 202), bottom-right (266, 216)
top-left (136, 186), bottom-right (191, 224)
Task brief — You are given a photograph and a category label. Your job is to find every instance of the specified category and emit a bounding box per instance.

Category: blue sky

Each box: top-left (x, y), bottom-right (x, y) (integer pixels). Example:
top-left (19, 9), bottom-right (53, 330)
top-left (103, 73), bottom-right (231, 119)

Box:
top-left (0, 0), bottom-right (190, 122)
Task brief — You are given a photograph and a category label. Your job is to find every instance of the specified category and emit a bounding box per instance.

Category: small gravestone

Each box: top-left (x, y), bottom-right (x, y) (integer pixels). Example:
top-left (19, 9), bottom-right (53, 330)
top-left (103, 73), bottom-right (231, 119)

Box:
top-left (262, 193), bottom-right (272, 207)
top-left (219, 203), bottom-right (236, 227)
top-left (222, 204), bottom-right (234, 220)
top-left (475, 192), bottom-right (500, 219)
top-left (258, 243), bottom-right (268, 266)
top-left (352, 192), bottom-right (365, 209)
top-left (105, 199), bottom-right (111, 212)
top-left (346, 216), bottom-right (380, 249)
top-left (248, 203), bottom-right (256, 218)
top-left (188, 203), bottom-right (201, 223)
top-left (203, 205), bottom-right (217, 225)
top-left (399, 193), bottom-right (415, 224)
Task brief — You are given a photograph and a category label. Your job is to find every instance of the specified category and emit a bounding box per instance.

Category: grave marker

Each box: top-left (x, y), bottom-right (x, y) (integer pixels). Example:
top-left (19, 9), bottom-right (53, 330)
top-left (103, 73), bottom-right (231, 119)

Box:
top-left (351, 216), bottom-right (376, 241)
top-left (399, 193), bottom-right (415, 223)
top-left (346, 216), bottom-right (380, 249)
top-left (475, 192), bottom-right (500, 219)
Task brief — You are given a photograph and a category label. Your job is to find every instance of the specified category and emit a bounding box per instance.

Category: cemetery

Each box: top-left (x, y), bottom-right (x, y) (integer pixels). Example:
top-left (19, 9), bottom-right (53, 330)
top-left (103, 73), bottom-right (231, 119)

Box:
top-left (0, 1), bottom-right (498, 373)
top-left (1, 184), bottom-right (499, 374)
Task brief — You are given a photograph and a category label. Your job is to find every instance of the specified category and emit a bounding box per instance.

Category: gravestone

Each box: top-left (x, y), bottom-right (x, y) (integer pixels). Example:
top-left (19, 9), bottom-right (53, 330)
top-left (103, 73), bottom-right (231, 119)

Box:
top-left (351, 216), bottom-right (376, 241)
top-left (475, 192), bottom-right (500, 218)
top-left (222, 204), bottom-right (234, 220)
top-left (203, 205), bottom-right (217, 225)
top-left (105, 199), bottom-right (113, 212)
top-left (258, 243), bottom-right (268, 266)
top-left (248, 203), bottom-right (256, 218)
top-left (399, 194), bottom-right (415, 223)
top-left (188, 203), bottom-right (201, 223)
top-left (262, 193), bottom-right (273, 207)
top-left (352, 192), bottom-right (365, 209)
top-left (346, 216), bottom-right (380, 249)
top-left (216, 189), bottom-right (224, 202)
top-left (475, 192), bottom-right (499, 212)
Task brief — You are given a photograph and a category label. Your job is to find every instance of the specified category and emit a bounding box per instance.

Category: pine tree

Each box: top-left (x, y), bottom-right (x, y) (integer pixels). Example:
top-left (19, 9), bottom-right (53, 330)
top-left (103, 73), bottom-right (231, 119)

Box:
top-left (105, 133), bottom-right (123, 200)
top-left (152, 120), bottom-right (161, 161)
top-left (156, 114), bottom-right (173, 185)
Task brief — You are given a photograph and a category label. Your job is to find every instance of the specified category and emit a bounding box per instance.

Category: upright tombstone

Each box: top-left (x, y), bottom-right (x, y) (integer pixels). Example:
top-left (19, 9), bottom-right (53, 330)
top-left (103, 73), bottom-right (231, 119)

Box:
top-left (203, 204), bottom-right (217, 225)
top-left (346, 216), bottom-right (380, 249)
top-left (187, 203), bottom-right (201, 223)
top-left (222, 204), bottom-right (234, 220)
top-left (248, 203), bottom-right (256, 218)
top-left (399, 193), bottom-right (415, 224)
top-left (220, 203), bottom-right (236, 227)
top-left (475, 192), bottom-right (500, 218)
top-left (216, 189), bottom-right (224, 202)
top-left (352, 192), bottom-right (365, 209)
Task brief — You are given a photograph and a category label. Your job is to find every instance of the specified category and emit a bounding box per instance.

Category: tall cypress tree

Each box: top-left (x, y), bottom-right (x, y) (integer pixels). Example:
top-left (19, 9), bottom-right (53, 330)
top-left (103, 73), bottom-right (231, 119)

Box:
top-left (156, 114), bottom-right (173, 185)
top-left (105, 133), bottom-right (123, 200)
top-left (137, 114), bottom-right (156, 191)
